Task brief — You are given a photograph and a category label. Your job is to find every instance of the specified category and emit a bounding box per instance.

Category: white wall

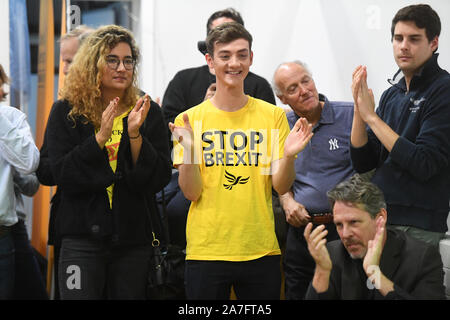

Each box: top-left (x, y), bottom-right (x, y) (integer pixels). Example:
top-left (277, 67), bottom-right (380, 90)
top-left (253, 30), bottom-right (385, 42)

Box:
top-left (137, 0), bottom-right (450, 107)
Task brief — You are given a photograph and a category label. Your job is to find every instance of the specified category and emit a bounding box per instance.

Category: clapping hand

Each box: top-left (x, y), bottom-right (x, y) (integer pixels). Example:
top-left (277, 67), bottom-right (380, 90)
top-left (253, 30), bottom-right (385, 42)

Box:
top-left (352, 66), bottom-right (376, 123)
top-left (96, 97), bottom-right (119, 147)
top-left (128, 94), bottom-right (151, 138)
top-left (284, 117), bottom-right (313, 158)
top-left (169, 113), bottom-right (195, 163)
top-left (363, 215), bottom-right (386, 275)
top-left (304, 223), bottom-right (332, 272)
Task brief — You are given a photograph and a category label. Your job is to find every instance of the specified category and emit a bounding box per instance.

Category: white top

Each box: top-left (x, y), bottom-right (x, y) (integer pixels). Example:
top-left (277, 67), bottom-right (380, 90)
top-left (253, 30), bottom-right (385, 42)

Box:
top-left (0, 106), bottom-right (39, 226)
top-left (14, 172), bottom-right (40, 221)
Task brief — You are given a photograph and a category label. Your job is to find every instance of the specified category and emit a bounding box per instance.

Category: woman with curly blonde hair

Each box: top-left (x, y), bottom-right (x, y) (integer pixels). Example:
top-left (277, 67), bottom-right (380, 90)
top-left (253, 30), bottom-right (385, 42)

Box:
top-left (46, 25), bottom-right (171, 299)
top-left (60, 25), bottom-right (140, 129)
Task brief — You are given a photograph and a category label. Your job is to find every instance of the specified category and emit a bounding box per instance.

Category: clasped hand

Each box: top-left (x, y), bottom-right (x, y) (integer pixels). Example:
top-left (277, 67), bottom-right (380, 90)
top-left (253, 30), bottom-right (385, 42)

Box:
top-left (283, 198), bottom-right (311, 227)
top-left (351, 65), bottom-right (376, 123)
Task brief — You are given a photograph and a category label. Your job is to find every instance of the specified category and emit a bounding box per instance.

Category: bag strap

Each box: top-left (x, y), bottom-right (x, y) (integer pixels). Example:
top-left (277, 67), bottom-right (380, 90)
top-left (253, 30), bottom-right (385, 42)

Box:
top-left (143, 194), bottom-right (161, 248)
top-left (141, 104), bottom-right (172, 247)
top-left (160, 188), bottom-right (172, 245)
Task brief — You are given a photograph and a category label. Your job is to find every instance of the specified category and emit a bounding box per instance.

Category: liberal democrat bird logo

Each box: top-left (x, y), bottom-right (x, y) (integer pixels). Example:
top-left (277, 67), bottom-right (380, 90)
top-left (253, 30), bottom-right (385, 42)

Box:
top-left (223, 170), bottom-right (250, 190)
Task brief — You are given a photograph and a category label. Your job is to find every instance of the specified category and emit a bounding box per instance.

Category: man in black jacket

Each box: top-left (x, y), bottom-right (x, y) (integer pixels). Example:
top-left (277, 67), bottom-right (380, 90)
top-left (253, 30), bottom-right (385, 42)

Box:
top-left (350, 4), bottom-right (450, 246)
top-left (304, 174), bottom-right (446, 300)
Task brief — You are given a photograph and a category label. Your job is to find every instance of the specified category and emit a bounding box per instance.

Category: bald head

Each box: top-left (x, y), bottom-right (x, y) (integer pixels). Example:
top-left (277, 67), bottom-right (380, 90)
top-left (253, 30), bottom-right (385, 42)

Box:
top-left (272, 61), bottom-right (322, 123)
top-left (60, 25), bottom-right (95, 75)
top-left (273, 61), bottom-right (311, 96)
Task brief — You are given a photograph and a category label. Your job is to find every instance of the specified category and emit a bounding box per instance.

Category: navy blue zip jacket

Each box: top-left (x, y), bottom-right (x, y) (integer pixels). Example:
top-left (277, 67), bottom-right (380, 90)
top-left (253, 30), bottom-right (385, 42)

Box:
top-left (351, 54), bottom-right (450, 233)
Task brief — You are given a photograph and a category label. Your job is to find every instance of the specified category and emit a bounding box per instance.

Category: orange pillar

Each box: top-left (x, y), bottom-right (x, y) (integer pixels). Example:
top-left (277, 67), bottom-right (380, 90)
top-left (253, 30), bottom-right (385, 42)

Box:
top-left (32, 0), bottom-right (54, 257)
top-left (45, 0), bottom-right (67, 295)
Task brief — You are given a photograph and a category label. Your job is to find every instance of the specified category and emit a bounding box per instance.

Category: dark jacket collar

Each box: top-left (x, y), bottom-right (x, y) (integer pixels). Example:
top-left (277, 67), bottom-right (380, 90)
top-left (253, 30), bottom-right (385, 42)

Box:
top-left (387, 53), bottom-right (441, 92)
top-left (379, 228), bottom-right (405, 280)
top-left (341, 228), bottom-right (404, 279)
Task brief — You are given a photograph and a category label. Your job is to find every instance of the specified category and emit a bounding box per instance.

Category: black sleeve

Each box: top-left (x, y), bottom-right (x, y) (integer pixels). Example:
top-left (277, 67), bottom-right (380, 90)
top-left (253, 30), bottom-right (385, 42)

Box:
top-left (36, 105), bottom-right (57, 186)
top-left (384, 245), bottom-right (446, 300)
top-left (46, 100), bottom-right (114, 194)
top-left (254, 76), bottom-right (276, 105)
top-left (305, 282), bottom-right (338, 300)
top-left (121, 100), bottom-right (172, 194)
top-left (161, 72), bottom-right (190, 147)
top-left (350, 131), bottom-right (381, 173)
top-left (304, 269), bottom-right (341, 300)
top-left (162, 72), bottom-right (188, 126)
top-left (305, 243), bottom-right (341, 300)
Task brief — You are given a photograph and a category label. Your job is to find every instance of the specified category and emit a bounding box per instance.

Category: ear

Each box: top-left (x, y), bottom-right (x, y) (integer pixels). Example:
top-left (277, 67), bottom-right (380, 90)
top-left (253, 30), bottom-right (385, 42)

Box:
top-left (430, 36), bottom-right (439, 52)
top-left (277, 94), bottom-right (287, 105)
top-left (205, 53), bottom-right (213, 68)
top-left (376, 208), bottom-right (388, 223)
top-left (274, 77), bottom-right (286, 104)
top-left (205, 53), bottom-right (215, 74)
top-left (249, 50), bottom-right (254, 66)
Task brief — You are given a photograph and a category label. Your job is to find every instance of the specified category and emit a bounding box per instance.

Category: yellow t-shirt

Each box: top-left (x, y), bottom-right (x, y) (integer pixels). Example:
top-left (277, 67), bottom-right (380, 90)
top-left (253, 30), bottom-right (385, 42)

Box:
top-left (104, 107), bottom-right (132, 208)
top-left (173, 96), bottom-right (290, 261)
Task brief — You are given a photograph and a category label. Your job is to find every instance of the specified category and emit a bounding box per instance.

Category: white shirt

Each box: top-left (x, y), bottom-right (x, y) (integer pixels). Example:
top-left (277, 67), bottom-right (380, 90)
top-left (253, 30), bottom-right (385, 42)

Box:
top-left (14, 172), bottom-right (40, 222)
top-left (0, 106), bottom-right (39, 226)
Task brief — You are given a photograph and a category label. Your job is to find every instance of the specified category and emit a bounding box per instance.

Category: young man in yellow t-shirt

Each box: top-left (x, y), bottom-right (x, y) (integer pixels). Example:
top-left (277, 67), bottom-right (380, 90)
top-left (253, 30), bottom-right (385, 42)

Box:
top-left (169, 22), bottom-right (313, 299)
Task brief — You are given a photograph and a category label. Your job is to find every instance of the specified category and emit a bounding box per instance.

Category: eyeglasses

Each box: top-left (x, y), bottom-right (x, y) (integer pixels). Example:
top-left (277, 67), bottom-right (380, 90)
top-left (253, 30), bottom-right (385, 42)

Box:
top-left (105, 55), bottom-right (135, 71)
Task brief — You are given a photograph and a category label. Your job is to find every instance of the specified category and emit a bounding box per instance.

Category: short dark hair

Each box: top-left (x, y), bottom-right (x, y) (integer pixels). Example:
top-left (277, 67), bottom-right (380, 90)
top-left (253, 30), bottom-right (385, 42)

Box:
top-left (391, 4), bottom-right (441, 42)
top-left (206, 22), bottom-right (252, 57)
top-left (206, 8), bottom-right (244, 35)
top-left (327, 174), bottom-right (386, 219)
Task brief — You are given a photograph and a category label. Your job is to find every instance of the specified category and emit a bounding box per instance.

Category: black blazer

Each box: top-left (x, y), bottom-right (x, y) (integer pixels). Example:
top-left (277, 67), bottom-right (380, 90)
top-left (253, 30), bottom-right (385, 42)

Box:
top-left (46, 99), bottom-right (172, 246)
top-left (306, 229), bottom-right (446, 300)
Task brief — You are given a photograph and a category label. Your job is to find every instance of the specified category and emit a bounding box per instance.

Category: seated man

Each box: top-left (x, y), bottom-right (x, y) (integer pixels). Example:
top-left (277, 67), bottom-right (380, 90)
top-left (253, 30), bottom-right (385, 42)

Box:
top-left (304, 174), bottom-right (446, 300)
